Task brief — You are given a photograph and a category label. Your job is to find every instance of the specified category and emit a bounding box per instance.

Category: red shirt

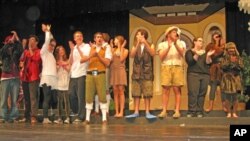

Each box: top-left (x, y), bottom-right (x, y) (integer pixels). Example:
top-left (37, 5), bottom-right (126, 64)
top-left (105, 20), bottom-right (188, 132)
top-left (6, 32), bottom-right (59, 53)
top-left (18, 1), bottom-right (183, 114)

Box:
top-left (20, 49), bottom-right (41, 82)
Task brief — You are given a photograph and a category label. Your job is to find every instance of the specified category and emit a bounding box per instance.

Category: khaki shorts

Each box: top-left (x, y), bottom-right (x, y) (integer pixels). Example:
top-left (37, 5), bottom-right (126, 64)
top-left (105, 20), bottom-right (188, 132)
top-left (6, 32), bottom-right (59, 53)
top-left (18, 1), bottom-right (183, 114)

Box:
top-left (132, 80), bottom-right (153, 98)
top-left (86, 73), bottom-right (106, 103)
top-left (161, 65), bottom-right (184, 86)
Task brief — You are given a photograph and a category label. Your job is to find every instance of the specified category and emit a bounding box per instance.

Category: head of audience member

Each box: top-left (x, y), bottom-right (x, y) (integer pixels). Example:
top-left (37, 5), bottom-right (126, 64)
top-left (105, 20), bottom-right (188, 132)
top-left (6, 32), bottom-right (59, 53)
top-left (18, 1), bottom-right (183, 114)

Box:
top-left (73, 31), bottom-right (84, 46)
top-left (94, 32), bottom-right (103, 46)
top-left (55, 45), bottom-right (67, 61)
top-left (165, 26), bottom-right (181, 42)
top-left (114, 35), bottom-right (125, 48)
top-left (28, 35), bottom-right (39, 51)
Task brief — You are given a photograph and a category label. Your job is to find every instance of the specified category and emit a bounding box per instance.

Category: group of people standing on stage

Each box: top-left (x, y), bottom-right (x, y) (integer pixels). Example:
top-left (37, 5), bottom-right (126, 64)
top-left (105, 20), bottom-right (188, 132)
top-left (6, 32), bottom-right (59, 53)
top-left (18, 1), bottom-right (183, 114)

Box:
top-left (0, 24), bottom-right (244, 125)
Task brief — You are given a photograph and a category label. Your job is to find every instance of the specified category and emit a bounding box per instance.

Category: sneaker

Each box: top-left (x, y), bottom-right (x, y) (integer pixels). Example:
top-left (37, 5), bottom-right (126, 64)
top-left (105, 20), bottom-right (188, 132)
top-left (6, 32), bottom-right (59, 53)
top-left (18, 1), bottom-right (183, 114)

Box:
top-left (43, 118), bottom-right (52, 124)
top-left (72, 118), bottom-right (82, 124)
top-left (158, 112), bottom-right (167, 118)
top-left (64, 118), bottom-right (70, 124)
top-left (125, 113), bottom-right (139, 118)
top-left (54, 118), bottom-right (63, 124)
top-left (197, 114), bottom-right (204, 118)
top-left (186, 113), bottom-right (194, 118)
top-left (173, 112), bottom-right (181, 119)
top-left (145, 113), bottom-right (157, 119)
top-left (19, 118), bottom-right (30, 123)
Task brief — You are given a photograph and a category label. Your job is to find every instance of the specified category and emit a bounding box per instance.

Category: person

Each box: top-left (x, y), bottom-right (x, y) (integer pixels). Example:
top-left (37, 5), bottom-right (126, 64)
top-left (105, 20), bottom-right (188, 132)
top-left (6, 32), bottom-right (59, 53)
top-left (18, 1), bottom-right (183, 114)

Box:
top-left (157, 26), bottom-right (186, 119)
top-left (110, 35), bottom-right (128, 117)
top-left (220, 42), bottom-right (243, 118)
top-left (20, 34), bottom-right (41, 123)
top-left (39, 24), bottom-right (57, 124)
top-left (185, 38), bottom-right (215, 117)
top-left (93, 33), bottom-right (112, 116)
top-left (54, 46), bottom-right (71, 124)
top-left (68, 31), bottom-right (90, 123)
top-left (205, 31), bottom-right (225, 112)
top-left (0, 31), bottom-right (23, 123)
top-left (125, 29), bottom-right (156, 119)
top-left (85, 32), bottom-right (112, 125)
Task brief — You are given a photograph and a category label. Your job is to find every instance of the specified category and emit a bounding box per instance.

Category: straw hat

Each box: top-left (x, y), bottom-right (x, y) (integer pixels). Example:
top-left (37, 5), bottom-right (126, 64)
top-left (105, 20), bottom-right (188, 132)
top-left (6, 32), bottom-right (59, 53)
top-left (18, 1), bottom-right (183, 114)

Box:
top-left (165, 26), bottom-right (181, 37)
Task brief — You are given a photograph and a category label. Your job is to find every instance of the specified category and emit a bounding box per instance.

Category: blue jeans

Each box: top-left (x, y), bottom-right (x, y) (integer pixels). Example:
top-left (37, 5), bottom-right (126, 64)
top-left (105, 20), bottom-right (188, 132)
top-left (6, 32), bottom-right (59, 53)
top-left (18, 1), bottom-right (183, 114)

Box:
top-left (1, 78), bottom-right (20, 120)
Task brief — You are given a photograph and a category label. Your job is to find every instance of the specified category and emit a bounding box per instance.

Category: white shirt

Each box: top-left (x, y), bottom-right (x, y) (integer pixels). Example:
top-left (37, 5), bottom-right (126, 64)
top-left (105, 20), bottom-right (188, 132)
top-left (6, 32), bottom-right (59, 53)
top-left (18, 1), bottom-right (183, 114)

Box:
top-left (40, 31), bottom-right (57, 89)
top-left (57, 66), bottom-right (70, 91)
top-left (158, 40), bottom-right (186, 66)
top-left (40, 31), bottom-right (57, 77)
top-left (95, 44), bottom-right (112, 60)
top-left (70, 43), bottom-right (91, 78)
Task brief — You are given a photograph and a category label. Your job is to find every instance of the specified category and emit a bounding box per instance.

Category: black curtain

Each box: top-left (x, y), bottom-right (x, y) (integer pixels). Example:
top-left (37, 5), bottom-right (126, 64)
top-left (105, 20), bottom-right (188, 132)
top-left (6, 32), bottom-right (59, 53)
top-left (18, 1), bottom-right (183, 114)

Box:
top-left (36, 11), bottom-right (129, 54)
top-left (225, 1), bottom-right (250, 54)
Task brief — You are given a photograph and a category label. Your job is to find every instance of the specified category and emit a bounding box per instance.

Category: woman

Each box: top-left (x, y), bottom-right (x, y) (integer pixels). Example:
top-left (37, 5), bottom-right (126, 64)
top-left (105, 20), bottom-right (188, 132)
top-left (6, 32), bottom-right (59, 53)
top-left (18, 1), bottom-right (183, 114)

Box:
top-left (220, 42), bottom-right (243, 118)
top-left (54, 46), bottom-right (71, 123)
top-left (185, 38), bottom-right (215, 117)
top-left (205, 31), bottom-right (226, 112)
top-left (110, 35), bottom-right (128, 117)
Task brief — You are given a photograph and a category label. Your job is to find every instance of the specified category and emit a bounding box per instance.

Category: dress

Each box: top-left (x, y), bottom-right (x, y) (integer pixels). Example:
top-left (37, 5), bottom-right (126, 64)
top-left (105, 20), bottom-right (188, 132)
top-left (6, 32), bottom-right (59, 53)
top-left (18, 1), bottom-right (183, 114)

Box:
top-left (110, 51), bottom-right (127, 86)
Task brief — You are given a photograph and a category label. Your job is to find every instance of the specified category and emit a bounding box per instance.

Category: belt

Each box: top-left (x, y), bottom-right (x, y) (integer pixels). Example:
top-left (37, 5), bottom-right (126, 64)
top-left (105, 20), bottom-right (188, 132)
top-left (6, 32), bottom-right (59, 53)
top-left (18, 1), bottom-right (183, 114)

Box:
top-left (87, 70), bottom-right (105, 75)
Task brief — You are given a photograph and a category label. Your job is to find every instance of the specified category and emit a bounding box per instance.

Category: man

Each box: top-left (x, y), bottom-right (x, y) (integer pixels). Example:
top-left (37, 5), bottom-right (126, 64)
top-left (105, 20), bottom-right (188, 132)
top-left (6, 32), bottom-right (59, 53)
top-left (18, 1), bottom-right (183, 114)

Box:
top-left (85, 32), bottom-right (112, 125)
top-left (68, 31), bottom-right (90, 123)
top-left (20, 34), bottom-right (41, 123)
top-left (157, 26), bottom-right (186, 119)
top-left (0, 31), bottom-right (23, 123)
top-left (40, 24), bottom-right (57, 124)
top-left (125, 29), bottom-right (156, 119)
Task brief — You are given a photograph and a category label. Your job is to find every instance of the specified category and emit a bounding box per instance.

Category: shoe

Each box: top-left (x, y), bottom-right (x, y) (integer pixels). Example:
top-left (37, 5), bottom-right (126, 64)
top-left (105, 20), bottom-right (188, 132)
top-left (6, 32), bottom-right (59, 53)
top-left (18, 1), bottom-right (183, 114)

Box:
top-left (186, 113), bottom-right (194, 118)
top-left (70, 112), bottom-right (78, 117)
top-left (43, 118), bottom-right (52, 124)
top-left (125, 113), bottom-right (139, 118)
top-left (64, 118), bottom-right (70, 124)
top-left (173, 112), bottom-right (181, 119)
top-left (31, 117), bottom-right (37, 124)
top-left (54, 118), bottom-right (63, 124)
top-left (197, 114), bottom-right (204, 118)
top-left (145, 113), bottom-right (157, 119)
top-left (158, 112), bottom-right (167, 118)
top-left (19, 118), bottom-right (30, 123)
top-left (73, 118), bottom-right (82, 124)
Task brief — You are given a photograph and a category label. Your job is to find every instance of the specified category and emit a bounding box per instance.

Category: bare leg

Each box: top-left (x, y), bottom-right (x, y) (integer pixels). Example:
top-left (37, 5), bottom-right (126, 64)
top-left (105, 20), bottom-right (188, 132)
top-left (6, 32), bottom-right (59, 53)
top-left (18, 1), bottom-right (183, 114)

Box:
top-left (158, 86), bottom-right (170, 117)
top-left (113, 86), bottom-right (119, 117)
top-left (117, 85), bottom-right (125, 117)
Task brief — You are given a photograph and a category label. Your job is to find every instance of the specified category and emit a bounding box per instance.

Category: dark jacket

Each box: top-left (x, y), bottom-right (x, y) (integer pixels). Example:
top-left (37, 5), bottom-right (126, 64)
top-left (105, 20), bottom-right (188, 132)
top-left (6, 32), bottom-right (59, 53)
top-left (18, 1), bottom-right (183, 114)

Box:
top-left (0, 41), bottom-right (23, 73)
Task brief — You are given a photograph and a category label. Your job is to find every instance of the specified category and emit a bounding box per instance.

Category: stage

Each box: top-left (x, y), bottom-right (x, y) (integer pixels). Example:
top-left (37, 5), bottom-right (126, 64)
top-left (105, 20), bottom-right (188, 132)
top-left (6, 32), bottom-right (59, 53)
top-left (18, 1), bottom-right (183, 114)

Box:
top-left (1, 111), bottom-right (250, 141)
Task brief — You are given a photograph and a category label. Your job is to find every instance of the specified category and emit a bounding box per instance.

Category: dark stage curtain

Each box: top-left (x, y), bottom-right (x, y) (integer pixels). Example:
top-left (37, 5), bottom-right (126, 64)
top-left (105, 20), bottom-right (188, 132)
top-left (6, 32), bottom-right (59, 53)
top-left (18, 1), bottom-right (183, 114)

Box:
top-left (225, 1), bottom-right (250, 54)
top-left (35, 11), bottom-right (129, 54)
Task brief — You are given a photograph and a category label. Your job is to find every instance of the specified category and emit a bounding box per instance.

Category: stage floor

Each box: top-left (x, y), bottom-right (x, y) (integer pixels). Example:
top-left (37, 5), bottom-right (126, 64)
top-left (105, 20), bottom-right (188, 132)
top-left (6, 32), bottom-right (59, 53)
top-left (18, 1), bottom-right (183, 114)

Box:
top-left (0, 123), bottom-right (228, 141)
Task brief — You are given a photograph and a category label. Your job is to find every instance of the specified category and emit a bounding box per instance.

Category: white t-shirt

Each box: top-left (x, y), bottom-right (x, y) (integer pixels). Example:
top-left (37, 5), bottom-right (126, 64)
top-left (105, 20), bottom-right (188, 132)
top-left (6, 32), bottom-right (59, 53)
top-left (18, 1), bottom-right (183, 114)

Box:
top-left (70, 43), bottom-right (91, 78)
top-left (157, 40), bottom-right (186, 66)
